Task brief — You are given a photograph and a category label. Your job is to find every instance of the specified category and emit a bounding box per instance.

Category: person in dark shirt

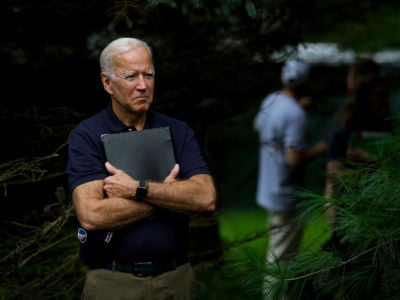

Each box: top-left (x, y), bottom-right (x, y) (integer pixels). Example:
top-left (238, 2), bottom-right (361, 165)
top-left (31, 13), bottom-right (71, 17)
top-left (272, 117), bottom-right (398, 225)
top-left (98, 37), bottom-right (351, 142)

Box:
top-left (66, 37), bottom-right (216, 299)
top-left (325, 73), bottom-right (393, 223)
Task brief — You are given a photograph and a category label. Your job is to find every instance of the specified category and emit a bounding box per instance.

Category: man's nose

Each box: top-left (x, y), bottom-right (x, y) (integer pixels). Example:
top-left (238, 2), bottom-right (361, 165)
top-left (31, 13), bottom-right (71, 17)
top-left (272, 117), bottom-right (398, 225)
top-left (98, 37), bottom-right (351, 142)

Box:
top-left (136, 75), bottom-right (147, 88)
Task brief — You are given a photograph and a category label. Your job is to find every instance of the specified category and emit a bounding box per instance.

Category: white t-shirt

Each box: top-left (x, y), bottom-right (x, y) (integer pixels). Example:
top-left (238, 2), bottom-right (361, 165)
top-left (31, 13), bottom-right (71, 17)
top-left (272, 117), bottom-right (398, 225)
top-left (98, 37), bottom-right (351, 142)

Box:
top-left (254, 91), bottom-right (307, 212)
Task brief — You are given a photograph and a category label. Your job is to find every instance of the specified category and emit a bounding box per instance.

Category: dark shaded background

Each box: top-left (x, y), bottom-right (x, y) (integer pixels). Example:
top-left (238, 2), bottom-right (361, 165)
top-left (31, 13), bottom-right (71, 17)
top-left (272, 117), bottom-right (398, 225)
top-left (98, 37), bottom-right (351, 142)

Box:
top-left (1, 0), bottom-right (400, 220)
top-left (1, 1), bottom-right (400, 299)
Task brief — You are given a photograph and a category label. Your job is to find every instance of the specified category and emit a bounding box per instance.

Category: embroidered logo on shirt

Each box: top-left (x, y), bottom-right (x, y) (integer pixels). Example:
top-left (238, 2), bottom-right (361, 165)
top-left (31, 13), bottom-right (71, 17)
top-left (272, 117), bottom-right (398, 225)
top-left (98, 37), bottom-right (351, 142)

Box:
top-left (77, 227), bottom-right (87, 243)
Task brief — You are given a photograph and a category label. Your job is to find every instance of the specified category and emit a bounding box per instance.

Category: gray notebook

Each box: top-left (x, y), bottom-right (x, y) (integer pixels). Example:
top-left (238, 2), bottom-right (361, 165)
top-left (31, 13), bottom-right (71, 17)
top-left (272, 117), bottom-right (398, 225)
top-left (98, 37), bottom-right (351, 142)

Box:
top-left (101, 127), bottom-right (176, 181)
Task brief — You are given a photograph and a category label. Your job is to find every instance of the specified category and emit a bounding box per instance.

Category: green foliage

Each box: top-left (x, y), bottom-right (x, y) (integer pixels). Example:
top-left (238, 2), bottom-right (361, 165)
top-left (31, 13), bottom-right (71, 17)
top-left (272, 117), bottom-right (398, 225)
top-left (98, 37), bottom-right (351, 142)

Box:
top-left (305, 1), bottom-right (400, 51)
top-left (205, 209), bottom-right (331, 299)
top-left (279, 124), bottom-right (400, 299)
top-left (0, 187), bottom-right (84, 300)
top-left (110, 0), bottom-right (258, 18)
top-left (1, 1), bottom-right (400, 299)
top-left (245, 1), bottom-right (256, 18)
top-left (216, 120), bottom-right (400, 299)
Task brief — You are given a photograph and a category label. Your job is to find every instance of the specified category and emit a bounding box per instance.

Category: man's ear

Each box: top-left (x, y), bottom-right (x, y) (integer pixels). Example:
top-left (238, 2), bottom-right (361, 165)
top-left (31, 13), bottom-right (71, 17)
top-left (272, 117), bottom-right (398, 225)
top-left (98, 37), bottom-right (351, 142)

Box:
top-left (101, 73), bottom-right (113, 95)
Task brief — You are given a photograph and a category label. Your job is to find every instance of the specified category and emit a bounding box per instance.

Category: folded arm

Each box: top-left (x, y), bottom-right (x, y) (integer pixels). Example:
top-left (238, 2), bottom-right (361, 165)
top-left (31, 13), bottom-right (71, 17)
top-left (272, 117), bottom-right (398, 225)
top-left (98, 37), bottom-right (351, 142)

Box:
top-left (74, 162), bottom-right (217, 231)
top-left (73, 179), bottom-right (156, 231)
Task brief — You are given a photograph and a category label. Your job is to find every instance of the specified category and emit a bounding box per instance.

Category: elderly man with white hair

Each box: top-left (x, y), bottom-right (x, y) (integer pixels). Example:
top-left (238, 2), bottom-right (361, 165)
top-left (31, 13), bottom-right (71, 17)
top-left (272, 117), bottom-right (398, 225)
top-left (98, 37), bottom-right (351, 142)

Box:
top-left (66, 37), bottom-right (216, 300)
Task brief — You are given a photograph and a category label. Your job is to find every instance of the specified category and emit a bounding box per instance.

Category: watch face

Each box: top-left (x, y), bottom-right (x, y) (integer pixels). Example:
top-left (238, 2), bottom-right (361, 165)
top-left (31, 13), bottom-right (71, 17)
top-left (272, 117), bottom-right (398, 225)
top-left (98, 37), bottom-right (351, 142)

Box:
top-left (136, 181), bottom-right (147, 201)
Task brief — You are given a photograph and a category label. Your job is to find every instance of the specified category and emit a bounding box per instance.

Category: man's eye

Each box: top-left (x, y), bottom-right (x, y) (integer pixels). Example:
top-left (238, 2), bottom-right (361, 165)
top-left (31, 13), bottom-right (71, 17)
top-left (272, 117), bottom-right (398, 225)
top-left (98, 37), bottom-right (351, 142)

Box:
top-left (119, 72), bottom-right (154, 82)
top-left (125, 74), bottom-right (138, 81)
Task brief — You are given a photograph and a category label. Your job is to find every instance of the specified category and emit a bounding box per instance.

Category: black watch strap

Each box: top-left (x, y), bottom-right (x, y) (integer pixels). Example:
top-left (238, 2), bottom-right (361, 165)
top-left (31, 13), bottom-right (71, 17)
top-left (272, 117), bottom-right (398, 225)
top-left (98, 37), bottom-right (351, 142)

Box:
top-left (136, 180), bottom-right (148, 202)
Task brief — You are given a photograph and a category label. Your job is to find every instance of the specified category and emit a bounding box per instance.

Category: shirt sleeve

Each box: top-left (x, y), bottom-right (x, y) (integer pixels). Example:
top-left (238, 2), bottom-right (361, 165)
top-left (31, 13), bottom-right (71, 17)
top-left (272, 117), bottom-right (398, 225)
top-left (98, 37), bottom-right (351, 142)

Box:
top-left (66, 125), bottom-right (107, 192)
top-left (284, 109), bottom-right (308, 151)
top-left (170, 123), bottom-right (210, 179)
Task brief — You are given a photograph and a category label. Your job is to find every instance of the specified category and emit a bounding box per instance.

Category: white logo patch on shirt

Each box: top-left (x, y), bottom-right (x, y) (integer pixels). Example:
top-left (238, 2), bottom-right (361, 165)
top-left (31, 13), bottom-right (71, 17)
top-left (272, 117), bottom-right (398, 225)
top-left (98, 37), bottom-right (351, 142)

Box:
top-left (77, 227), bottom-right (87, 243)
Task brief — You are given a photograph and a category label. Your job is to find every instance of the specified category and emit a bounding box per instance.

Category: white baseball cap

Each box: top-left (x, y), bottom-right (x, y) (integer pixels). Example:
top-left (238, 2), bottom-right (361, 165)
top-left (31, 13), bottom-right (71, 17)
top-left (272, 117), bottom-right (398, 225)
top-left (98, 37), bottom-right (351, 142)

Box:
top-left (281, 58), bottom-right (310, 88)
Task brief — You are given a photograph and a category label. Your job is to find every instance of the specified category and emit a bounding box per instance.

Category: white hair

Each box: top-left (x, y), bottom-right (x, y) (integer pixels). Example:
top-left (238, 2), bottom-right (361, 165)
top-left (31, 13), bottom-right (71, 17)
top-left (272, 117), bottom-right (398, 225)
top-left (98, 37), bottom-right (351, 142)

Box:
top-left (99, 37), bottom-right (153, 76)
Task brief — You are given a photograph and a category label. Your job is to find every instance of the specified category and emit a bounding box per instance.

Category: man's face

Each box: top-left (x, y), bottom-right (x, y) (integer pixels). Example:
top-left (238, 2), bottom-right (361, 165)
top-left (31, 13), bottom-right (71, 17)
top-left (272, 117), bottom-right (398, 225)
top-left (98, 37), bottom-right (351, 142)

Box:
top-left (102, 46), bottom-right (155, 116)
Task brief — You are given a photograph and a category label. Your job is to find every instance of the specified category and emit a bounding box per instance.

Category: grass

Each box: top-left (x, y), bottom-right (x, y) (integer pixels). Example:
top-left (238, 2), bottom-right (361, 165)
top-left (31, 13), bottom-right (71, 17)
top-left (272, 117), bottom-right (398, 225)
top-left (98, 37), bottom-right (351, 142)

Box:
top-left (196, 208), bottom-right (332, 299)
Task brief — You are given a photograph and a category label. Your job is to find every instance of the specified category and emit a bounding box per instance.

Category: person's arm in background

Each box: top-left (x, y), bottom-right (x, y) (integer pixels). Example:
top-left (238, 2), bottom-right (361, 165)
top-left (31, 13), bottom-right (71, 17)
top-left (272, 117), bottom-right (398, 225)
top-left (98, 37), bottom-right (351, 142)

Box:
top-left (298, 95), bottom-right (329, 164)
top-left (324, 158), bottom-right (345, 225)
top-left (324, 159), bottom-right (344, 198)
top-left (323, 126), bottom-right (350, 225)
top-left (286, 148), bottom-right (305, 169)
top-left (286, 140), bottom-right (327, 169)
top-left (324, 142), bottom-right (376, 225)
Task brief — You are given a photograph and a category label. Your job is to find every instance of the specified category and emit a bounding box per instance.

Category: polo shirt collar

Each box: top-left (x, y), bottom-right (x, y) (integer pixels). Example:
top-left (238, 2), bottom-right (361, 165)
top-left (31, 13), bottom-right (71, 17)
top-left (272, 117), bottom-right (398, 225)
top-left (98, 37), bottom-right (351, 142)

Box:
top-left (105, 102), bottom-right (154, 132)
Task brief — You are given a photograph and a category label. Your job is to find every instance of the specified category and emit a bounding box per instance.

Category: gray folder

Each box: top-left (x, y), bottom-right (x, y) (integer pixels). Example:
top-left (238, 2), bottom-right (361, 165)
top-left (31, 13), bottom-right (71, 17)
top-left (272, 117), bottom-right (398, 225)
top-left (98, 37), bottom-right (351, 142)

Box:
top-left (101, 127), bottom-right (176, 181)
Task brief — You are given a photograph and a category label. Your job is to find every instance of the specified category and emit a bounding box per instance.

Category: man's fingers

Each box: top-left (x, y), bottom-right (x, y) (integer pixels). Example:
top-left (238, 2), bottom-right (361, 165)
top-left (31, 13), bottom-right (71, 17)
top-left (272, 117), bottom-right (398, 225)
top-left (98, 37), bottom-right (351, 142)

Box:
top-left (164, 164), bottom-right (179, 182)
top-left (171, 164), bottom-right (179, 177)
top-left (105, 161), bottom-right (117, 174)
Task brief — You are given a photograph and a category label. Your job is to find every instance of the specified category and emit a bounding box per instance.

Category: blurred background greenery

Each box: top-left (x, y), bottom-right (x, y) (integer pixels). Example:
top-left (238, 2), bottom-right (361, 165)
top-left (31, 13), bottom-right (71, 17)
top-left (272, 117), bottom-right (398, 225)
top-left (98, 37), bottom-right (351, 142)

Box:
top-left (0, 0), bottom-right (400, 299)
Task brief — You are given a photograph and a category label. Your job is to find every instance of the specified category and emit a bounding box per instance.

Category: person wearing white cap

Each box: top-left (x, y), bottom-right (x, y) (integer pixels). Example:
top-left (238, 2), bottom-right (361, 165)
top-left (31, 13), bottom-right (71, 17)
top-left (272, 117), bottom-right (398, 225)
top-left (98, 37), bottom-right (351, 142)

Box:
top-left (253, 58), bottom-right (326, 298)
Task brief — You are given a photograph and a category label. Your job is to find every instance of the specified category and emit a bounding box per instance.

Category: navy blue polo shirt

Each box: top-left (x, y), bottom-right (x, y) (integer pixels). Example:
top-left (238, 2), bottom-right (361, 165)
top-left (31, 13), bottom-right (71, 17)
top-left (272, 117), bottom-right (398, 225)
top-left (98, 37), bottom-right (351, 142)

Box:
top-left (66, 103), bottom-right (210, 266)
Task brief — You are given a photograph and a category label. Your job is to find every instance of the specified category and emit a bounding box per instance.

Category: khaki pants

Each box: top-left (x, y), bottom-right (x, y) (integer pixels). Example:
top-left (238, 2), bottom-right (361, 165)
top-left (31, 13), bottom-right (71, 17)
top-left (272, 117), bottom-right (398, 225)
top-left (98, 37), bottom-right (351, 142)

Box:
top-left (82, 263), bottom-right (197, 300)
top-left (266, 211), bottom-right (302, 265)
top-left (263, 211), bottom-right (303, 300)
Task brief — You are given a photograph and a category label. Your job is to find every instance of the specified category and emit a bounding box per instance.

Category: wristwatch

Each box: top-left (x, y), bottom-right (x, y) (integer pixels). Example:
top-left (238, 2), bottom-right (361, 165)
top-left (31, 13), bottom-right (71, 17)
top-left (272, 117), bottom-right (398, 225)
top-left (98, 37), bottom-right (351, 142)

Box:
top-left (136, 180), bottom-right (148, 202)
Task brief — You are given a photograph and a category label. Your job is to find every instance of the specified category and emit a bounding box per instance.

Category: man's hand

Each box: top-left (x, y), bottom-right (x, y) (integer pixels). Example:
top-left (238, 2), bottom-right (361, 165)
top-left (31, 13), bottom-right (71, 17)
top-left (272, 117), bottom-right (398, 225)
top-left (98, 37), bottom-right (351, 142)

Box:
top-left (104, 162), bottom-right (180, 199)
top-left (103, 162), bottom-right (136, 199)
